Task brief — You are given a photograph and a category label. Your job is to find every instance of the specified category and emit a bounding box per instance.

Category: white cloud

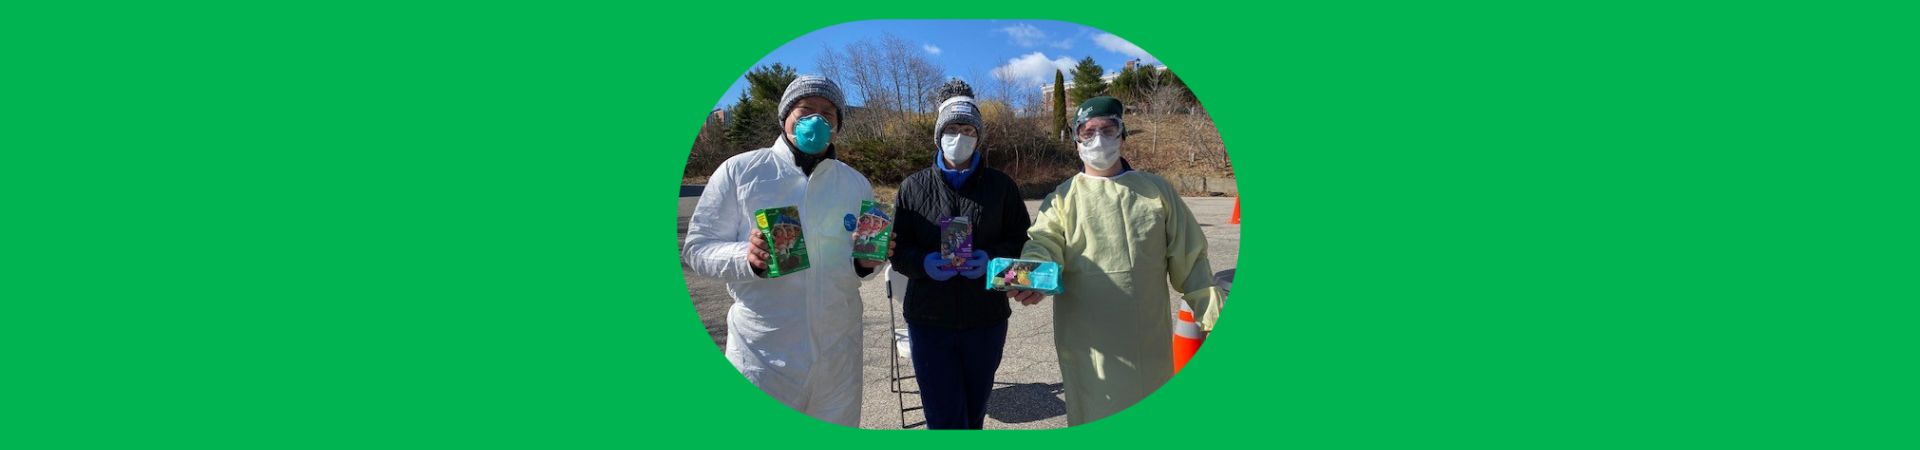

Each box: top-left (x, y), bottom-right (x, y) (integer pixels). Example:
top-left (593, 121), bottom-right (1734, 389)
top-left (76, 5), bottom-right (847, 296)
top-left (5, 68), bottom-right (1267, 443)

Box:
top-left (997, 23), bottom-right (1049, 47)
top-left (1093, 33), bottom-right (1158, 65)
top-left (922, 43), bottom-right (942, 56)
top-left (992, 52), bottom-right (1077, 85)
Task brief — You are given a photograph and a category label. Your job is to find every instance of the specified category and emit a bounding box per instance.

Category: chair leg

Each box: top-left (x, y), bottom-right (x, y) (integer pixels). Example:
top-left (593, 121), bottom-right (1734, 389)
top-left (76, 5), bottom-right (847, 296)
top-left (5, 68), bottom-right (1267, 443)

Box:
top-left (885, 275), bottom-right (922, 428)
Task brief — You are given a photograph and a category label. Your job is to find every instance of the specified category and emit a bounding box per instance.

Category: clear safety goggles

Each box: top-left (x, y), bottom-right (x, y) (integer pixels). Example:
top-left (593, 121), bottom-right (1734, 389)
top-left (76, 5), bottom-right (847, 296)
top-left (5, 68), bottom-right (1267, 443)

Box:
top-left (1076, 120), bottom-right (1121, 141)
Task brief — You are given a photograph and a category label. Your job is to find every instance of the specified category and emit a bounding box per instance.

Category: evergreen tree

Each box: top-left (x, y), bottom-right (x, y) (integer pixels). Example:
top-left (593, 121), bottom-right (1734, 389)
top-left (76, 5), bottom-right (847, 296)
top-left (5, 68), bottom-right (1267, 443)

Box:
top-left (1053, 69), bottom-right (1068, 141)
top-left (1110, 65), bottom-right (1138, 105)
top-left (723, 90), bottom-right (765, 148)
top-left (1066, 56), bottom-right (1107, 107)
top-left (725, 63), bottom-right (798, 148)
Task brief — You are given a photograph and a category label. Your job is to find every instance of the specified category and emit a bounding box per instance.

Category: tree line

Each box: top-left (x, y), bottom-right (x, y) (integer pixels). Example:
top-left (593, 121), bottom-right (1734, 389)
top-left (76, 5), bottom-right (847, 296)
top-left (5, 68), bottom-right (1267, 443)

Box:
top-left (689, 34), bottom-right (1228, 194)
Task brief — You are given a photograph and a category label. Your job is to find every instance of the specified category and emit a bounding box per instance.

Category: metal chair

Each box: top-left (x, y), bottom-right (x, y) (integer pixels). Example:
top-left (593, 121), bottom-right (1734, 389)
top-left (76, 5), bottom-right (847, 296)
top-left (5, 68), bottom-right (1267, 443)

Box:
top-left (883, 270), bottom-right (924, 429)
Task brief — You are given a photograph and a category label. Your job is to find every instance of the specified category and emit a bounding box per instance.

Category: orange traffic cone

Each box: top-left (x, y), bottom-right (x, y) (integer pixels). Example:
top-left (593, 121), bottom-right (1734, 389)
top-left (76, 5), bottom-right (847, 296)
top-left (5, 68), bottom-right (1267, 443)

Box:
top-left (1173, 301), bottom-right (1205, 373)
top-left (1228, 197), bottom-right (1240, 225)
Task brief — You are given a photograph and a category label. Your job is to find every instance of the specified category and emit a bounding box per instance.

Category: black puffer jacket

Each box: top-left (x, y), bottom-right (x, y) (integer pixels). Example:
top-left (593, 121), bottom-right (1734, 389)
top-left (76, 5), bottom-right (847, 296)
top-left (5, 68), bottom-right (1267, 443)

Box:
top-left (889, 164), bottom-right (1031, 330)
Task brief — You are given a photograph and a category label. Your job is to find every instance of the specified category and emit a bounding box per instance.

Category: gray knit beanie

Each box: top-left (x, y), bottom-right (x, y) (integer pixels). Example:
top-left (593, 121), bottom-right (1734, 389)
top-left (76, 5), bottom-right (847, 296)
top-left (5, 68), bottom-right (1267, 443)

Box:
top-left (933, 79), bottom-right (984, 143)
top-left (777, 75), bottom-right (846, 126)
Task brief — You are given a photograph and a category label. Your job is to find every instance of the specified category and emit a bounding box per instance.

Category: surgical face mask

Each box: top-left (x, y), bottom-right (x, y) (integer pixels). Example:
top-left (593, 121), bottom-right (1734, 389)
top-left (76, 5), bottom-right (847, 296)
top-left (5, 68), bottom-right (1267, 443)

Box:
top-left (1077, 134), bottom-right (1121, 171)
top-left (791, 114), bottom-right (832, 154)
top-left (940, 133), bottom-right (976, 165)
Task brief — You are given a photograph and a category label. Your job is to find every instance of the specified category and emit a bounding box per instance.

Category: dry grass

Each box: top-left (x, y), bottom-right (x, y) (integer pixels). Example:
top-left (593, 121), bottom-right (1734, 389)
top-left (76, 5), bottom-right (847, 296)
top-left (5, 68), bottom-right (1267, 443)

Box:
top-left (683, 112), bottom-right (1234, 198)
top-left (872, 185), bottom-right (898, 203)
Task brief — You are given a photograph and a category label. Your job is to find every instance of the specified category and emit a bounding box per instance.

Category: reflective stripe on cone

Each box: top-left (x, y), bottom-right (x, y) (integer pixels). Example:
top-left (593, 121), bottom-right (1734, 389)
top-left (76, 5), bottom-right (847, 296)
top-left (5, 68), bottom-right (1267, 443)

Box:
top-left (1173, 301), bottom-right (1205, 373)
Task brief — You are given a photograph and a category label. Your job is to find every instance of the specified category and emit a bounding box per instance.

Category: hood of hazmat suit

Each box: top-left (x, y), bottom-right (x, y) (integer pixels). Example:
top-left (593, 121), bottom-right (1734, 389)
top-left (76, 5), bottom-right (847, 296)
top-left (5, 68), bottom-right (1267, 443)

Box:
top-left (1020, 170), bottom-right (1222, 426)
top-left (682, 136), bottom-right (877, 427)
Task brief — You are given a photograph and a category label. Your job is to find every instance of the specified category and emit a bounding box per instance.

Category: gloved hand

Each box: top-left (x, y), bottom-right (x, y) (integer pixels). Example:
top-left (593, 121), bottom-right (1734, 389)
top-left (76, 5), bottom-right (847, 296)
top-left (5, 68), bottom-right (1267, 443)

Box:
top-left (923, 252), bottom-right (959, 281)
top-left (959, 250), bottom-right (989, 279)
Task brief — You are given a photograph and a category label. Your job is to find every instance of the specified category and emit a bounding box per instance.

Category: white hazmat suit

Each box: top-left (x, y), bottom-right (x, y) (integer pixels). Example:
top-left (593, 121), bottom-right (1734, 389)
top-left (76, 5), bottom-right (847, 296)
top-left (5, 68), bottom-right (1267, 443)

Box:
top-left (682, 137), bottom-right (876, 427)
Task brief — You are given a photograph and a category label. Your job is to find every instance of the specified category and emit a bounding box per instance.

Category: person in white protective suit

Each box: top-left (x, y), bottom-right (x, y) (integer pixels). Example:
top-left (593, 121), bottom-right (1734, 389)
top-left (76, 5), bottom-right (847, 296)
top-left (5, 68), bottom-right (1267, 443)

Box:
top-left (682, 75), bottom-right (893, 427)
top-left (1008, 96), bottom-right (1222, 426)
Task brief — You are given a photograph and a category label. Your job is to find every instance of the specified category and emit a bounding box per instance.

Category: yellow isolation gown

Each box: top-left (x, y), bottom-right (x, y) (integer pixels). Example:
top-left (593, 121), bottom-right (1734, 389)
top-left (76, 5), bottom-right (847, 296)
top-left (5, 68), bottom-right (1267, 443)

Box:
top-left (1021, 170), bottom-right (1222, 425)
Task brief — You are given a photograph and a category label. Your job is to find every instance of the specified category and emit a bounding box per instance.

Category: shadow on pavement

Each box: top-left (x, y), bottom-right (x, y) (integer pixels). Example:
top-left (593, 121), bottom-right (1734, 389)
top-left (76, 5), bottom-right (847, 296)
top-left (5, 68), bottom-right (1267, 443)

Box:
top-left (985, 382), bottom-right (1066, 423)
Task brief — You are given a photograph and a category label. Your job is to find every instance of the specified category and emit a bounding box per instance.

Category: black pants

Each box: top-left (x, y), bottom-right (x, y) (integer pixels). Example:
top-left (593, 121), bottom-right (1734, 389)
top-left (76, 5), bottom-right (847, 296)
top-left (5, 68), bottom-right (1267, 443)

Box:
top-left (907, 319), bottom-right (1008, 429)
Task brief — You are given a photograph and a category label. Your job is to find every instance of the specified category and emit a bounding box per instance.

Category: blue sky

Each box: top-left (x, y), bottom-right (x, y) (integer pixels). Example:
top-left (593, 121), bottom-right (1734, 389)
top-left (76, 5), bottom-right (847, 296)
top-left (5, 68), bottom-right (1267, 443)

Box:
top-left (711, 20), bottom-right (1161, 109)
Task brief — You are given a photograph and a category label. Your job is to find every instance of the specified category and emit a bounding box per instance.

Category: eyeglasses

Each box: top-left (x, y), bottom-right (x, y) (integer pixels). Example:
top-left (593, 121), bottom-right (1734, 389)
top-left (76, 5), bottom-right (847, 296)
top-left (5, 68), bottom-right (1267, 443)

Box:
top-left (942, 126), bottom-right (978, 137)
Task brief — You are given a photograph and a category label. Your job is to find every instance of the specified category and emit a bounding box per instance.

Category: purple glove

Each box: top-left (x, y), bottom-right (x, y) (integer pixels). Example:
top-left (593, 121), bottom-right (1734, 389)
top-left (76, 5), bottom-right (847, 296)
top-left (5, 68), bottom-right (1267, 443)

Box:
top-left (959, 250), bottom-right (989, 279)
top-left (923, 252), bottom-right (959, 281)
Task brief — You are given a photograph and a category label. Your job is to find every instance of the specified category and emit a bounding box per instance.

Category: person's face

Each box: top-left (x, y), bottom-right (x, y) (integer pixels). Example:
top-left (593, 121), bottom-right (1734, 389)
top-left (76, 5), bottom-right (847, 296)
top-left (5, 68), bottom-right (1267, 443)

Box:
top-left (1076, 117), bottom-right (1121, 142)
top-left (941, 123), bottom-right (977, 138)
top-left (784, 96), bottom-right (840, 142)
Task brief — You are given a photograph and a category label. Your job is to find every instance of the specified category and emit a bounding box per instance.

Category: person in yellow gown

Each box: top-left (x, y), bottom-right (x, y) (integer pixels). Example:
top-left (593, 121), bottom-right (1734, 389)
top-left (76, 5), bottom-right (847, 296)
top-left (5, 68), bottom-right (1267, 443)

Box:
top-left (1007, 96), bottom-right (1223, 425)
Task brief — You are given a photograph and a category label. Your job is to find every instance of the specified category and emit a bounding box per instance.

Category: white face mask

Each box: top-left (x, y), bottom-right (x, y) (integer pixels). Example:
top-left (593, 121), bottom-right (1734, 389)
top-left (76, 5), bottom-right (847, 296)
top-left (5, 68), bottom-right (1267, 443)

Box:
top-left (941, 133), bottom-right (977, 165)
top-left (1077, 135), bottom-right (1120, 171)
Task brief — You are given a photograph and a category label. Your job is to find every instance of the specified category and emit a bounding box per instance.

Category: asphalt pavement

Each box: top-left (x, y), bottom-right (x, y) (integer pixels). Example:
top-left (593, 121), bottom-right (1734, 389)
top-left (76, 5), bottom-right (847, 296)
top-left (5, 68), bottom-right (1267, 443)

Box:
top-left (677, 192), bottom-right (1240, 429)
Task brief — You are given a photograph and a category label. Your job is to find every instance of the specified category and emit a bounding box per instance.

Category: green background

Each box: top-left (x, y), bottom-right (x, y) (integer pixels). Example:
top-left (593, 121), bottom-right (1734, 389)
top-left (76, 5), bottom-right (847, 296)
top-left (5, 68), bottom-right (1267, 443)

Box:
top-left (6, 1), bottom-right (1916, 448)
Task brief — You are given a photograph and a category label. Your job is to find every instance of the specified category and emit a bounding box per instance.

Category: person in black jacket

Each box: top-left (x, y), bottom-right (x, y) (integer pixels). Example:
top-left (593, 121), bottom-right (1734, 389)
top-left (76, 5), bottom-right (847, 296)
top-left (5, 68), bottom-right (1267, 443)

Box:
top-left (888, 80), bottom-right (1032, 429)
